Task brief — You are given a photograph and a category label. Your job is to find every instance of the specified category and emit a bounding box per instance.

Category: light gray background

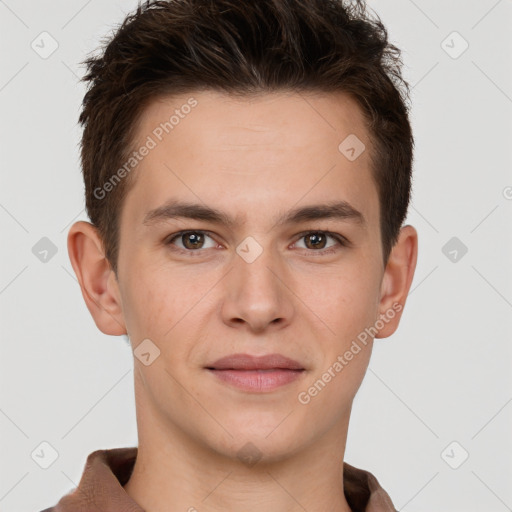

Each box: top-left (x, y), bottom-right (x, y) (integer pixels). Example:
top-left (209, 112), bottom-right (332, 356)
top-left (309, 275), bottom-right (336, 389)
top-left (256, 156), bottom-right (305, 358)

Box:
top-left (1, 1), bottom-right (511, 511)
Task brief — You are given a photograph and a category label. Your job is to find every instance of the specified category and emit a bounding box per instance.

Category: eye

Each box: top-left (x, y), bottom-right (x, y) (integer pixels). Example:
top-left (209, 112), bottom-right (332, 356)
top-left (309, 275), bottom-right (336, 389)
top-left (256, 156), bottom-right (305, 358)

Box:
top-left (293, 231), bottom-right (346, 254)
top-left (165, 229), bottom-right (348, 256)
top-left (166, 230), bottom-right (218, 252)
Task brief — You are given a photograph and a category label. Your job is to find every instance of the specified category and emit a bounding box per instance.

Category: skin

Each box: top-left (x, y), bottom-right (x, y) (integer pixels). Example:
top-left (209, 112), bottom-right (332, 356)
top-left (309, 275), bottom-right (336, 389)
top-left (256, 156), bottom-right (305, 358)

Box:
top-left (68, 89), bottom-right (418, 512)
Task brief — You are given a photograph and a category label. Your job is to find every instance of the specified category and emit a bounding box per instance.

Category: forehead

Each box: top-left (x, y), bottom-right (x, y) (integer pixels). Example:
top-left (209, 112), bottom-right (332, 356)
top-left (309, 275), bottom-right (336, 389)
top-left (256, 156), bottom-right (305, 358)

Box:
top-left (135, 89), bottom-right (370, 151)
top-left (121, 89), bottom-right (378, 232)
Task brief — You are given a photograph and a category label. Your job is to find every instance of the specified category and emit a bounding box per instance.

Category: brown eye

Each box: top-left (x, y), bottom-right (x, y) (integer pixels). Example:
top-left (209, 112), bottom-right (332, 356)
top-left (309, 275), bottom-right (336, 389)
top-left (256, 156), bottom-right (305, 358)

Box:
top-left (304, 232), bottom-right (328, 250)
top-left (294, 231), bottom-right (346, 254)
top-left (166, 231), bottom-right (217, 252)
top-left (181, 232), bottom-right (204, 249)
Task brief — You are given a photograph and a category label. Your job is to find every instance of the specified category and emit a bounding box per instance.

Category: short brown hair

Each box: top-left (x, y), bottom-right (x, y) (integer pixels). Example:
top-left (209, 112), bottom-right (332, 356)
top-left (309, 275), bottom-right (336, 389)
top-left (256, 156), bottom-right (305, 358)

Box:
top-left (79, 0), bottom-right (413, 275)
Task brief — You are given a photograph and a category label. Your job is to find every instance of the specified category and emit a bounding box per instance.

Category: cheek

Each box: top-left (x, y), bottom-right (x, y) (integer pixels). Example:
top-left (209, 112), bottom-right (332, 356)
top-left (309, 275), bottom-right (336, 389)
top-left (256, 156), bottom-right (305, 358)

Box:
top-left (119, 264), bottom-right (175, 343)
top-left (296, 264), bottom-right (381, 343)
top-left (121, 262), bottom-right (215, 350)
top-left (296, 274), bottom-right (379, 420)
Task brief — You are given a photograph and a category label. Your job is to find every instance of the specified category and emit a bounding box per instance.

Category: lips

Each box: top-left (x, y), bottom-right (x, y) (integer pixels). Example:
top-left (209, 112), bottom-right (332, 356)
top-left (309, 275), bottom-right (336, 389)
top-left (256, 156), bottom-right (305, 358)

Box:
top-left (206, 353), bottom-right (305, 371)
top-left (205, 353), bottom-right (306, 392)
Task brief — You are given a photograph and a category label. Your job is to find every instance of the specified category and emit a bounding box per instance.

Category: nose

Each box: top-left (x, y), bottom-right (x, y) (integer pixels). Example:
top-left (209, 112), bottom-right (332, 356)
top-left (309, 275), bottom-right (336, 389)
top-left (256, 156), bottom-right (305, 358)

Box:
top-left (220, 243), bottom-right (295, 333)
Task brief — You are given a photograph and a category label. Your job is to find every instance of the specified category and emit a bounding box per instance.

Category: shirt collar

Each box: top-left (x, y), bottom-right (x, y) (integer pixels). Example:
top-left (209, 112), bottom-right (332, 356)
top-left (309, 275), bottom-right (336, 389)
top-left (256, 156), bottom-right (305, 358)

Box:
top-left (46, 447), bottom-right (397, 512)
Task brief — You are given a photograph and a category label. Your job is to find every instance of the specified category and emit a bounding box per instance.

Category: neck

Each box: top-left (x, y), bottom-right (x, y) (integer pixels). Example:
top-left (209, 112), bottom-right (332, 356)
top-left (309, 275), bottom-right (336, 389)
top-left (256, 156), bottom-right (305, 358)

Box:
top-left (123, 404), bottom-right (353, 512)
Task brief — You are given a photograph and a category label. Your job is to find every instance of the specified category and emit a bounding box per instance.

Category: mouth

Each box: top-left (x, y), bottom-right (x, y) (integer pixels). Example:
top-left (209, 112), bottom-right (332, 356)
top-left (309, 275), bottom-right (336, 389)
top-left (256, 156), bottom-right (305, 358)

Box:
top-left (205, 353), bottom-right (306, 392)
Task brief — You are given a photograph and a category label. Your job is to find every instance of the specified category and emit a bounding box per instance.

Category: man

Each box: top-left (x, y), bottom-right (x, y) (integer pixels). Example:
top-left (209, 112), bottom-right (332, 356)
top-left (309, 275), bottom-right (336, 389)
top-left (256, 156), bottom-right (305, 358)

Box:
top-left (42, 0), bottom-right (417, 510)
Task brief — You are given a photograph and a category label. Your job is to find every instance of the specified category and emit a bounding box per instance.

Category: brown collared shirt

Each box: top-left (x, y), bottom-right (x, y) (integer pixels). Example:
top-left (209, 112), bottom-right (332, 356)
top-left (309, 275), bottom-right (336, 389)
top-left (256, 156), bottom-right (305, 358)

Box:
top-left (40, 447), bottom-right (398, 512)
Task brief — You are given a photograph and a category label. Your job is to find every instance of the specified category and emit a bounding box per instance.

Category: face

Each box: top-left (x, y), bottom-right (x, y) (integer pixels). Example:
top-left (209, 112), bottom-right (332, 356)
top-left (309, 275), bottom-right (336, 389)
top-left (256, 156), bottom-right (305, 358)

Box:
top-left (83, 90), bottom-right (412, 462)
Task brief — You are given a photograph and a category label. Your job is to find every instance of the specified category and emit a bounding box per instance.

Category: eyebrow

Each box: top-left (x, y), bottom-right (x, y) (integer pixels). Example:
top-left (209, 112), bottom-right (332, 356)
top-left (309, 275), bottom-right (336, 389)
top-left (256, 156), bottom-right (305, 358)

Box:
top-left (142, 199), bottom-right (365, 228)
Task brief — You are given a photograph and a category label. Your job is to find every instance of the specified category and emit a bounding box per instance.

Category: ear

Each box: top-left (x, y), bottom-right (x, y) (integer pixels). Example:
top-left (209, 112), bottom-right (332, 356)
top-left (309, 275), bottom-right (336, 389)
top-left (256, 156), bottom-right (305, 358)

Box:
top-left (375, 224), bottom-right (418, 338)
top-left (67, 221), bottom-right (127, 336)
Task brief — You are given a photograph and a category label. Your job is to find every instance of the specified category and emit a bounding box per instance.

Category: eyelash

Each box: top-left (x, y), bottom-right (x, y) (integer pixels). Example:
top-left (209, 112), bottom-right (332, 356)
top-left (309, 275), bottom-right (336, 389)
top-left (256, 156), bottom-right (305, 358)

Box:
top-left (164, 230), bottom-right (349, 256)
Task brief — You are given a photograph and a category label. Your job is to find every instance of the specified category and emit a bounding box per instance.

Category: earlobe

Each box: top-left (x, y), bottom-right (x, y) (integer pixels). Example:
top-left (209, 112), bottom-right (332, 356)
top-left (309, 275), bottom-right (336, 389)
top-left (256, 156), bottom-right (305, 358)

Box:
top-left (375, 224), bottom-right (418, 339)
top-left (67, 221), bottom-right (127, 336)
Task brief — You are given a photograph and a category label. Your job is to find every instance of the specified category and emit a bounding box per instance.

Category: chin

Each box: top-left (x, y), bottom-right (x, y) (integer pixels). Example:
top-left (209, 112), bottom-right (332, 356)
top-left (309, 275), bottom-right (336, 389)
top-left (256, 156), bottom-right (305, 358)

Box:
top-left (206, 416), bottom-right (311, 464)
